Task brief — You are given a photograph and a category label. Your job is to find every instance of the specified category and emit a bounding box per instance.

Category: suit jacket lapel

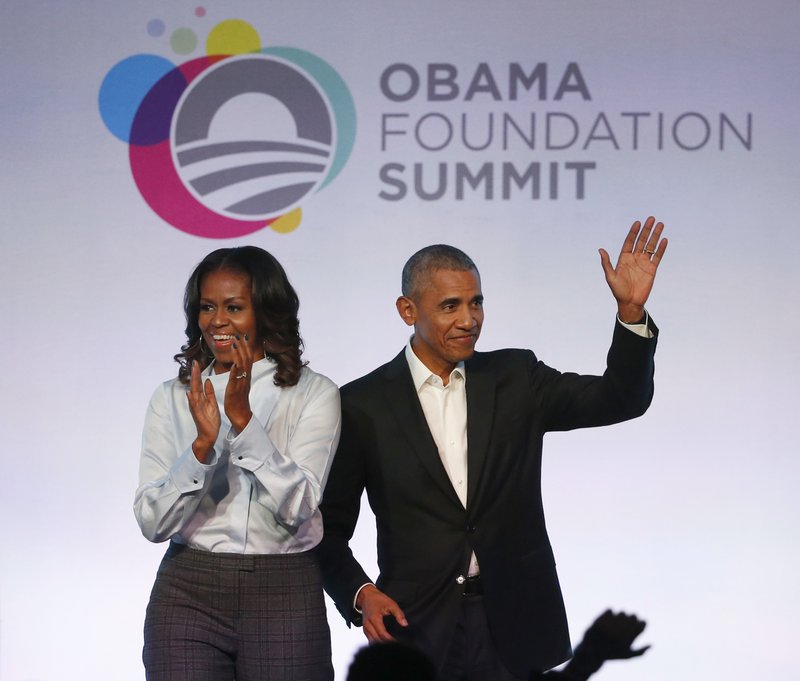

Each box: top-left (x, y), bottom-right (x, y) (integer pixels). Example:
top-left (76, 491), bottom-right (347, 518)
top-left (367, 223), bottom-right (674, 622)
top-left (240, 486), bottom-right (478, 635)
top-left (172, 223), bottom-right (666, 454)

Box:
top-left (465, 352), bottom-right (496, 508)
top-left (380, 351), bottom-right (464, 507)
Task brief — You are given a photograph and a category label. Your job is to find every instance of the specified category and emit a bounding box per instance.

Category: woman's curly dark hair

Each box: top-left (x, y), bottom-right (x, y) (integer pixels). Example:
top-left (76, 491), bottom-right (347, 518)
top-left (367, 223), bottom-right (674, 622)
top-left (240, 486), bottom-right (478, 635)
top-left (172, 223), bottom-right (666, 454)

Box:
top-left (174, 246), bottom-right (306, 387)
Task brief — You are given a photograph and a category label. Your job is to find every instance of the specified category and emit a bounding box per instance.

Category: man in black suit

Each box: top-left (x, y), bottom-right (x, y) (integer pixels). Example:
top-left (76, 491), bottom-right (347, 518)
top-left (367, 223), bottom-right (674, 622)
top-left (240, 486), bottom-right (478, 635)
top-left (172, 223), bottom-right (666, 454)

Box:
top-left (317, 217), bottom-right (667, 680)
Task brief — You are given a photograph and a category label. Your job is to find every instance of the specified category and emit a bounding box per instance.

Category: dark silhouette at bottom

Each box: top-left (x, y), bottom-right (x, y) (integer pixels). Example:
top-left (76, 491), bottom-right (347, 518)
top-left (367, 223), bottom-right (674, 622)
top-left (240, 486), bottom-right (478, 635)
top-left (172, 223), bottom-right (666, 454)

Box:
top-left (347, 640), bottom-right (438, 681)
top-left (346, 609), bottom-right (648, 681)
top-left (532, 610), bottom-right (649, 681)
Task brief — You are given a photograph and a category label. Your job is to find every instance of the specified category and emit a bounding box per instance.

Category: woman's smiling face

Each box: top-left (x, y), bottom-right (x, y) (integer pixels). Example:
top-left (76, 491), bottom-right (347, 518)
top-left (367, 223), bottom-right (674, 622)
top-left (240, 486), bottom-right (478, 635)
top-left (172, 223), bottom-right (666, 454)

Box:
top-left (198, 268), bottom-right (263, 373)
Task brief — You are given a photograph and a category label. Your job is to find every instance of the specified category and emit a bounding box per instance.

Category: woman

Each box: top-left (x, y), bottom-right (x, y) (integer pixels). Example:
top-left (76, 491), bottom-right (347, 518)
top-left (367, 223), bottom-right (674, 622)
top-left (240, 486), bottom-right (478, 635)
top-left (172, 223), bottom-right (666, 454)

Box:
top-left (134, 246), bottom-right (340, 681)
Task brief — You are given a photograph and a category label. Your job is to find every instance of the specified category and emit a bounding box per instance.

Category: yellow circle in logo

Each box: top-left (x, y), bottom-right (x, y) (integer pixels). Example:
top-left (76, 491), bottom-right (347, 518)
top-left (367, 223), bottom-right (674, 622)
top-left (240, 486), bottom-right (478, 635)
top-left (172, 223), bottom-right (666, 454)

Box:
top-left (270, 208), bottom-right (302, 234)
top-left (206, 20), bottom-right (261, 55)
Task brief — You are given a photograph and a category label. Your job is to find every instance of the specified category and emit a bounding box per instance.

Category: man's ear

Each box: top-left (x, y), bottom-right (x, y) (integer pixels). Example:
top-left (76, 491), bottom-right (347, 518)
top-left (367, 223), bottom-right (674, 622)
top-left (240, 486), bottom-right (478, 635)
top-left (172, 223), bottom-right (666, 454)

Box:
top-left (396, 296), bottom-right (416, 327)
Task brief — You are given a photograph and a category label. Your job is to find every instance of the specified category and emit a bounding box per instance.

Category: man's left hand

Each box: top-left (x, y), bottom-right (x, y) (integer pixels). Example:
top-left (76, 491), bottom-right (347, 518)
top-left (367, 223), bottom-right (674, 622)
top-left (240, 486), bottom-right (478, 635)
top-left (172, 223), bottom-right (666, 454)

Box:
top-left (599, 216), bottom-right (668, 323)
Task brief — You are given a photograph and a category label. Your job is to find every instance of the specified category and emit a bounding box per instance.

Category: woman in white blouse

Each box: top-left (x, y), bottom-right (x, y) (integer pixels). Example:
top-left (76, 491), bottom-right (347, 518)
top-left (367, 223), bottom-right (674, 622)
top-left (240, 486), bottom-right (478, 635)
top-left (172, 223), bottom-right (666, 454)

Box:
top-left (134, 246), bottom-right (340, 681)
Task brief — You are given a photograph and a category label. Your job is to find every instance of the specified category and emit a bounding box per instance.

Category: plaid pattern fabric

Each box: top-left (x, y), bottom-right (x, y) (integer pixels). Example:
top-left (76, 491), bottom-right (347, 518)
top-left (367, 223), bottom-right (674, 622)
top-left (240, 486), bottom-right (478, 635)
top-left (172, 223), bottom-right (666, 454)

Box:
top-left (143, 543), bottom-right (333, 681)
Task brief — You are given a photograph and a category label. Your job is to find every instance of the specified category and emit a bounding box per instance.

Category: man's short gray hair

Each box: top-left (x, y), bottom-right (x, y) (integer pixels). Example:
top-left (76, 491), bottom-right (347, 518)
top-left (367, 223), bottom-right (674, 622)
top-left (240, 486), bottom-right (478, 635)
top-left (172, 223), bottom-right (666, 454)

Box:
top-left (401, 245), bottom-right (479, 299)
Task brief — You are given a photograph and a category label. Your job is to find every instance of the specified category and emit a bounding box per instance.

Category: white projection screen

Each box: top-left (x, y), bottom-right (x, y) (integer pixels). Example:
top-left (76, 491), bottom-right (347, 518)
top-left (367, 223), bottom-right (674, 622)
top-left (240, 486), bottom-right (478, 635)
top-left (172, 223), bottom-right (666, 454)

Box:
top-left (1, 1), bottom-right (798, 680)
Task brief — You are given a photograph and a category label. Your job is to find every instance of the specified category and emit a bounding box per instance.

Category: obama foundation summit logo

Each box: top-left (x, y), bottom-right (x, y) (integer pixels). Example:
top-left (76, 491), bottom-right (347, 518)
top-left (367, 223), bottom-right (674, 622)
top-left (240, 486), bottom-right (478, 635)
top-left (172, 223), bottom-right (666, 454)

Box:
top-left (99, 14), bottom-right (356, 238)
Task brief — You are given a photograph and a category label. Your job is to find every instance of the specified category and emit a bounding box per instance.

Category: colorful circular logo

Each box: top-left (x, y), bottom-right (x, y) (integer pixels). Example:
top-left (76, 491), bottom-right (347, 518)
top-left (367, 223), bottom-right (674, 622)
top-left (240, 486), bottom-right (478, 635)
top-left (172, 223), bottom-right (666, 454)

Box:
top-left (99, 18), bottom-right (356, 238)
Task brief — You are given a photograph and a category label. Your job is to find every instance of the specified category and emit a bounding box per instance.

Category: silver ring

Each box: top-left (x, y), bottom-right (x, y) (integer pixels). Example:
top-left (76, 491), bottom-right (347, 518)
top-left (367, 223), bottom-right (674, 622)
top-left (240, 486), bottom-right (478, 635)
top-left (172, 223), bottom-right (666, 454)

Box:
top-left (235, 372), bottom-right (248, 379)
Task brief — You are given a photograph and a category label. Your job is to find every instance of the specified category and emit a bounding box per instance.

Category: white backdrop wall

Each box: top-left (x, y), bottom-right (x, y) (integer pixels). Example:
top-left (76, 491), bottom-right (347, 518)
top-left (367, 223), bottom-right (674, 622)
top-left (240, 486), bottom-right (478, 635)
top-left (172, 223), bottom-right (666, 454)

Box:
top-left (1, 1), bottom-right (798, 680)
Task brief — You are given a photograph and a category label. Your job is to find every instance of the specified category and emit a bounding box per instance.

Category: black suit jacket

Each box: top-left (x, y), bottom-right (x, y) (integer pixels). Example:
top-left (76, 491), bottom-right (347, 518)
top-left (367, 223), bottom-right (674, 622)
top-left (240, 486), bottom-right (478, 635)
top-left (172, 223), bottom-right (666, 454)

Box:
top-left (317, 320), bottom-right (658, 676)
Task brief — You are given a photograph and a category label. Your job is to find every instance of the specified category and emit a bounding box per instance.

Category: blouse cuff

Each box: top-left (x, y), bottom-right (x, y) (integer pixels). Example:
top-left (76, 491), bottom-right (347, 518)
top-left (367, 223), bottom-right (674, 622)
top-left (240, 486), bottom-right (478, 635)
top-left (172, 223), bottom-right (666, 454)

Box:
top-left (171, 446), bottom-right (219, 493)
top-left (227, 415), bottom-right (278, 472)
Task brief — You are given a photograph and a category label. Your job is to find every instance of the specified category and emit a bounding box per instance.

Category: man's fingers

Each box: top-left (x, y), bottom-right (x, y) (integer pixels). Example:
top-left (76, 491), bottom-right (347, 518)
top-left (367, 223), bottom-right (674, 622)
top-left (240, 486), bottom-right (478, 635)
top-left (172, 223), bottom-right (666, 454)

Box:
top-left (651, 237), bottom-right (668, 266)
top-left (632, 216), bottom-right (656, 253)
top-left (359, 587), bottom-right (407, 643)
top-left (620, 220), bottom-right (641, 256)
top-left (598, 248), bottom-right (614, 281)
top-left (362, 601), bottom-right (407, 643)
top-left (390, 604), bottom-right (408, 627)
top-left (643, 220), bottom-right (664, 253)
top-left (364, 617), bottom-right (395, 643)
top-left (375, 596), bottom-right (408, 628)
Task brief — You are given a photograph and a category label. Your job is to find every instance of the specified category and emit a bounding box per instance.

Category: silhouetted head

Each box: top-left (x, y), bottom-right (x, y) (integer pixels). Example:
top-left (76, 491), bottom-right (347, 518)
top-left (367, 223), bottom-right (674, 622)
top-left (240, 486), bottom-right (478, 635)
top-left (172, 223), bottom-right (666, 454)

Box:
top-left (346, 641), bottom-right (437, 681)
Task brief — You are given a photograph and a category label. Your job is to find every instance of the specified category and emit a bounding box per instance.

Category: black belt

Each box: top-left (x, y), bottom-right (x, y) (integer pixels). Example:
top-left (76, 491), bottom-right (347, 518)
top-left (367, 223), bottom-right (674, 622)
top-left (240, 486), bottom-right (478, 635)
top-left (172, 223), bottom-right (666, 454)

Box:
top-left (462, 574), bottom-right (483, 596)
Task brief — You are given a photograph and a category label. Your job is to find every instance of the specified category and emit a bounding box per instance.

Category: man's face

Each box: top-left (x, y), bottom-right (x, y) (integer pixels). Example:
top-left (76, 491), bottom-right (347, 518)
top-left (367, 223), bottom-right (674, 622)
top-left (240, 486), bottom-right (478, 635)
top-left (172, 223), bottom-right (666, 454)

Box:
top-left (397, 268), bottom-right (484, 380)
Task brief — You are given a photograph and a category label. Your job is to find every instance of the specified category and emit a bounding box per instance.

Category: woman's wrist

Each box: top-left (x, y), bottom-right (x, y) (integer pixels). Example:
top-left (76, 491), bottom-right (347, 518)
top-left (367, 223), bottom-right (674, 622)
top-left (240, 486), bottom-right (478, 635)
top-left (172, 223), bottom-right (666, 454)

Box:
top-left (192, 438), bottom-right (215, 463)
top-left (229, 410), bottom-right (253, 435)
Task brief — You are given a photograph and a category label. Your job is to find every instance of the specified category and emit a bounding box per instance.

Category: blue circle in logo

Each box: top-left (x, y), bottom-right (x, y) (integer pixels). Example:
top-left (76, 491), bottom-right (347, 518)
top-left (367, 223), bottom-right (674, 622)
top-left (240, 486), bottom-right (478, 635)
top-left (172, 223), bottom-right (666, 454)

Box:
top-left (99, 54), bottom-right (176, 143)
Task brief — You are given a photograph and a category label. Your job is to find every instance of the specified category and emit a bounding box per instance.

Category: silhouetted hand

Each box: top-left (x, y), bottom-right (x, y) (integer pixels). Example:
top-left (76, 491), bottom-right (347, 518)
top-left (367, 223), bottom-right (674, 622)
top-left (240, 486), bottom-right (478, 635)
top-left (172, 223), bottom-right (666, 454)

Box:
top-left (555, 609), bottom-right (650, 681)
top-left (581, 609), bottom-right (649, 659)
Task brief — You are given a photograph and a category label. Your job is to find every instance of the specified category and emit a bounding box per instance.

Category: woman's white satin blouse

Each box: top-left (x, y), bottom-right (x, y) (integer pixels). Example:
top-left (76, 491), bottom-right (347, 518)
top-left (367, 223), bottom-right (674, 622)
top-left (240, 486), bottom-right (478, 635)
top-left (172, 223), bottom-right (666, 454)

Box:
top-left (134, 358), bottom-right (340, 554)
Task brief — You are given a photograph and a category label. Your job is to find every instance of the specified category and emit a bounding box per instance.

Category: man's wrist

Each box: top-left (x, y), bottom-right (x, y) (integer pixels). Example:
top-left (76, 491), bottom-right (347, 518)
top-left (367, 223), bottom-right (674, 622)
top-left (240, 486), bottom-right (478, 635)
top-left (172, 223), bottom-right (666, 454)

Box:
top-left (354, 583), bottom-right (374, 613)
top-left (616, 304), bottom-right (646, 324)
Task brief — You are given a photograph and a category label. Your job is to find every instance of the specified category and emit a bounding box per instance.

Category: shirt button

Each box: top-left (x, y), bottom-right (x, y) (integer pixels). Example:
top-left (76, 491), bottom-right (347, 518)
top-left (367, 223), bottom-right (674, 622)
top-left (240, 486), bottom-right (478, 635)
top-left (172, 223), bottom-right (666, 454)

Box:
top-left (467, 525), bottom-right (476, 533)
top-left (238, 455), bottom-right (243, 460)
top-left (456, 575), bottom-right (465, 584)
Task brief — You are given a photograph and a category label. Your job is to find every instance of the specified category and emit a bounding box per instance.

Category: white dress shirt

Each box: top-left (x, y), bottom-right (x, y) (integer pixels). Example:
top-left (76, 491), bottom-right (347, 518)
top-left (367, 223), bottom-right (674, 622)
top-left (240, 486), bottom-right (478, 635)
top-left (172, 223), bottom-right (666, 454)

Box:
top-left (405, 342), bottom-right (481, 576)
top-left (134, 358), bottom-right (341, 554)
top-left (405, 344), bottom-right (469, 505)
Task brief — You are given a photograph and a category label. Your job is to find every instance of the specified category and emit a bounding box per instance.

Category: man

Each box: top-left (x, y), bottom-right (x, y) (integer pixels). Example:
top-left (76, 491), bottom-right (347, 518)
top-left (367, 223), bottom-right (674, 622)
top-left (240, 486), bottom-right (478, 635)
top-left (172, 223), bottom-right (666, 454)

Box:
top-left (317, 217), bottom-right (667, 680)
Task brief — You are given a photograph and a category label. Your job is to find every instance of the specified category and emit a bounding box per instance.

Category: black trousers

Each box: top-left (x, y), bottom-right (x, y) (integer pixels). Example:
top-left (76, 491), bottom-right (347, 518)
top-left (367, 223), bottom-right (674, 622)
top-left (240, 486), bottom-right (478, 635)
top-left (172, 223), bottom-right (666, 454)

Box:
top-left (143, 543), bottom-right (333, 681)
top-left (439, 594), bottom-right (528, 681)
